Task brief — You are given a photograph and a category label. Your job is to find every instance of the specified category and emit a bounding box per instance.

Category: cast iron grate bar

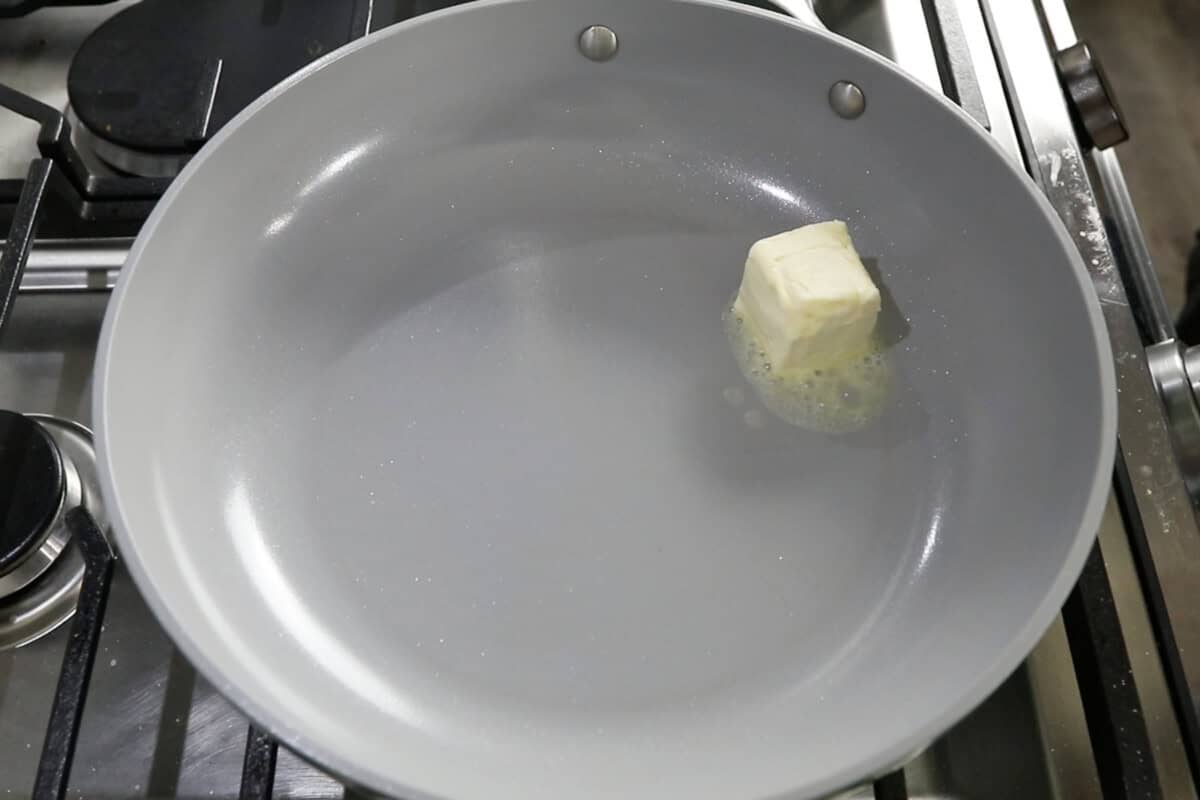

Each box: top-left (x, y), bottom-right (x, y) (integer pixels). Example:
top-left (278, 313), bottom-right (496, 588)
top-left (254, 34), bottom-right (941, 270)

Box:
top-left (31, 509), bottom-right (115, 800)
top-left (0, 82), bottom-right (167, 236)
top-left (240, 726), bottom-right (279, 800)
top-left (0, 158), bottom-right (50, 333)
top-left (873, 769), bottom-right (907, 800)
top-left (0, 83), bottom-right (168, 202)
top-left (920, 0), bottom-right (990, 130)
top-left (1062, 542), bottom-right (1162, 800)
top-left (1112, 455), bottom-right (1200, 788)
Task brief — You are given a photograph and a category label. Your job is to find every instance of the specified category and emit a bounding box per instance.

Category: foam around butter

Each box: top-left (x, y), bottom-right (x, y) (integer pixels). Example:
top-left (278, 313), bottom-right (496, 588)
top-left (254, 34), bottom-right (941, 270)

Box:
top-left (724, 307), bottom-right (892, 434)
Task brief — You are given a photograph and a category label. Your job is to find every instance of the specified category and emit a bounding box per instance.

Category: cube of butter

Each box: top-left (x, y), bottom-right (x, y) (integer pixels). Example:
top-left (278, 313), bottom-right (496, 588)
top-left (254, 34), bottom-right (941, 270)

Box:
top-left (733, 221), bottom-right (881, 372)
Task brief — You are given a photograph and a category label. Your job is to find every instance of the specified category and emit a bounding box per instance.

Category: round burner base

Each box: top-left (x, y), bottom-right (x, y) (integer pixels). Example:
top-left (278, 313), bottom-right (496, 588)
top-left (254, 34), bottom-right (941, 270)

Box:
top-left (0, 410), bottom-right (65, 575)
top-left (67, 0), bottom-right (365, 177)
top-left (0, 417), bottom-right (107, 651)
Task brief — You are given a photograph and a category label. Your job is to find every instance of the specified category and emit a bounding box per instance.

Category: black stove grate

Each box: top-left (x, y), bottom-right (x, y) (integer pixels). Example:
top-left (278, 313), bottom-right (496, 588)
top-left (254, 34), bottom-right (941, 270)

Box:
top-left (240, 727), bottom-right (280, 800)
top-left (31, 509), bottom-right (113, 800)
top-left (0, 80), bottom-right (1172, 800)
top-left (0, 83), bottom-right (168, 240)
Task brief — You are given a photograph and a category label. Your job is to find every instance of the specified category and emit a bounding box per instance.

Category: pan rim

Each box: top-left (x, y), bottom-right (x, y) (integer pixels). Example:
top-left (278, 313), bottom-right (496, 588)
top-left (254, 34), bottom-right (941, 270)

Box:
top-left (94, 0), bottom-right (1118, 797)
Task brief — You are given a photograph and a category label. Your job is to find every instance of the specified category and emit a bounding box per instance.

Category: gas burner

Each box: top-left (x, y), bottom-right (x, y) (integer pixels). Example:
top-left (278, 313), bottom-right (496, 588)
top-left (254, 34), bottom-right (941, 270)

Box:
top-left (66, 0), bottom-right (369, 177)
top-left (0, 410), bottom-right (64, 580)
top-left (0, 412), bottom-right (105, 649)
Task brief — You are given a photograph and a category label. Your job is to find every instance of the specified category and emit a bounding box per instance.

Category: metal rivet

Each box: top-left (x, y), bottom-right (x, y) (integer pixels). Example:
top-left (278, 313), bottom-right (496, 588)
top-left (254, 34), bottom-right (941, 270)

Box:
top-left (828, 80), bottom-right (866, 119)
top-left (579, 25), bottom-right (618, 62)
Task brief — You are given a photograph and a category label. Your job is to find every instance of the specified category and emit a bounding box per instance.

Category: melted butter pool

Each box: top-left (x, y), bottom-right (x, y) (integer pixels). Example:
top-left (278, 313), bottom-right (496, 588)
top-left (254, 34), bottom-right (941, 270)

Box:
top-left (724, 308), bottom-right (893, 434)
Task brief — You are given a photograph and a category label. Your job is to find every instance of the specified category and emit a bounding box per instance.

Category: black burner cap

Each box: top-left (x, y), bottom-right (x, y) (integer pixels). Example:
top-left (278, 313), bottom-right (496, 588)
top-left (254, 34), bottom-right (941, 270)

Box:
top-left (68, 0), bottom-right (364, 156)
top-left (0, 411), bottom-right (63, 575)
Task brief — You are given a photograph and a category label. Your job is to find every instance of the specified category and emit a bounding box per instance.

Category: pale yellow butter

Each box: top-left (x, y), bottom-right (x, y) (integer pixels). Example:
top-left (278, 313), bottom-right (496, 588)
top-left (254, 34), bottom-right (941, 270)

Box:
top-left (733, 221), bottom-right (881, 372)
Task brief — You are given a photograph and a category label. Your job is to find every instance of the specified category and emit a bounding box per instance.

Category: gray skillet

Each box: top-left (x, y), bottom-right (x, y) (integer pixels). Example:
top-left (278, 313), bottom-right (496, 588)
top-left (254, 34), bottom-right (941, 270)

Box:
top-left (95, 1), bottom-right (1117, 797)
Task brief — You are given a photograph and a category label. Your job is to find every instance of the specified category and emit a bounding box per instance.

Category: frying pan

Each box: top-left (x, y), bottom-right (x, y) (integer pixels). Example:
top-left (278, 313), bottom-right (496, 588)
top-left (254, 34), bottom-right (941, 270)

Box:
top-left (94, 1), bottom-right (1116, 797)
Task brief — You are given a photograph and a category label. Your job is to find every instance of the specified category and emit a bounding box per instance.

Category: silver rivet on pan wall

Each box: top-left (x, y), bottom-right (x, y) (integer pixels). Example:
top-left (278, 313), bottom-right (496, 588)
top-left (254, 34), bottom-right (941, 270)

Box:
top-left (828, 80), bottom-right (866, 119)
top-left (579, 25), bottom-right (618, 62)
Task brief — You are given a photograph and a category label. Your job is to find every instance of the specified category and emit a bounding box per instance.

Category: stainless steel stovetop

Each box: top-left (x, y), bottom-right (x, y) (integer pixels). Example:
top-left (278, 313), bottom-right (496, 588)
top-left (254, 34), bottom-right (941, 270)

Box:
top-left (2, 1), bottom-right (1199, 798)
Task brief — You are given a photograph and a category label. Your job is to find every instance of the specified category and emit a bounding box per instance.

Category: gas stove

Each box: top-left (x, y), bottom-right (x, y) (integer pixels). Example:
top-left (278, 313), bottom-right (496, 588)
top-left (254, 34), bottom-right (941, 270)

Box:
top-left (2, 1), bottom-right (1199, 798)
